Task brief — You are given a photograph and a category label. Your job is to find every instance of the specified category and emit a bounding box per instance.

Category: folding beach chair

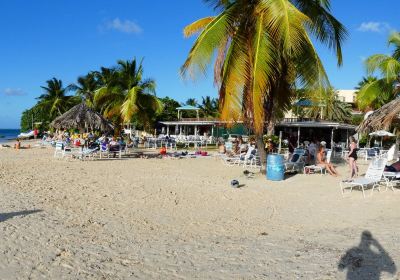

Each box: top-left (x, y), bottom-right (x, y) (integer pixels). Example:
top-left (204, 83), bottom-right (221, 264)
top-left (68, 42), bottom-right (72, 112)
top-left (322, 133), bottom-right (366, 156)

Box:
top-left (340, 158), bottom-right (387, 198)
top-left (285, 148), bottom-right (305, 173)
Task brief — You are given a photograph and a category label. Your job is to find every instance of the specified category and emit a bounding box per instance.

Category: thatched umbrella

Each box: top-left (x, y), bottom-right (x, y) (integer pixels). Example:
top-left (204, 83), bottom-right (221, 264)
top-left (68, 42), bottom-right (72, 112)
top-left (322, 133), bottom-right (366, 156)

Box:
top-left (357, 97), bottom-right (400, 133)
top-left (51, 103), bottom-right (114, 133)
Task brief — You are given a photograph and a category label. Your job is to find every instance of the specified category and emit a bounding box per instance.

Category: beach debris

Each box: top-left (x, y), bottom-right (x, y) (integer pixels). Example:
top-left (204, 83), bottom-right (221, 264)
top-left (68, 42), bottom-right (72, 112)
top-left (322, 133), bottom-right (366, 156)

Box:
top-left (231, 179), bottom-right (239, 188)
top-left (243, 170), bottom-right (255, 178)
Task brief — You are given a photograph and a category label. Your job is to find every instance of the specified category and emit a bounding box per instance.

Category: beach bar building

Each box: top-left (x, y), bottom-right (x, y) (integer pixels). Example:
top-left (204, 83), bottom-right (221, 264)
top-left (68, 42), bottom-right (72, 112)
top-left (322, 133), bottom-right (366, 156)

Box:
top-left (275, 118), bottom-right (357, 149)
top-left (158, 106), bottom-right (357, 148)
top-left (159, 106), bottom-right (248, 138)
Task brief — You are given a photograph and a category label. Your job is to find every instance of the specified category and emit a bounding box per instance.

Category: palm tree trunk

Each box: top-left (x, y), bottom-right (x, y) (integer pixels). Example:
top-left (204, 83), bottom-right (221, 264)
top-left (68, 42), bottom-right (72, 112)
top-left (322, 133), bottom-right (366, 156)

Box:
top-left (256, 134), bottom-right (267, 173)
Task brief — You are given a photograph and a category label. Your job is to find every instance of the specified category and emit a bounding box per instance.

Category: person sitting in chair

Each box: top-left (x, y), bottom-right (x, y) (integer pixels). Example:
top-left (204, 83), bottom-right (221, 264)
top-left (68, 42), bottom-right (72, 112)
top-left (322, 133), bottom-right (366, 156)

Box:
top-left (316, 146), bottom-right (338, 176)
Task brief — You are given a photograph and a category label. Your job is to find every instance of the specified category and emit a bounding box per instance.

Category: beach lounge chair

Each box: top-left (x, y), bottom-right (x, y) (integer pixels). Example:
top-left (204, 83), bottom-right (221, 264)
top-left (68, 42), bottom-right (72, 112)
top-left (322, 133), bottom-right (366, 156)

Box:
top-left (285, 149), bottom-right (305, 173)
top-left (340, 158), bottom-right (387, 198)
top-left (54, 142), bottom-right (64, 158)
top-left (364, 148), bottom-right (380, 161)
top-left (239, 148), bottom-right (261, 170)
top-left (226, 146), bottom-right (255, 166)
top-left (304, 150), bottom-right (332, 175)
top-left (382, 171), bottom-right (400, 192)
top-left (99, 145), bottom-right (122, 159)
top-left (73, 147), bottom-right (99, 160)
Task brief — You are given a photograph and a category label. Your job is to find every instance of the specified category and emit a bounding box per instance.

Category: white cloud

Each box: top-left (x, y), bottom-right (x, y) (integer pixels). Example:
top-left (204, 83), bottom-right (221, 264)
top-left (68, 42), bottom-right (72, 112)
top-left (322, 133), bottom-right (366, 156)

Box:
top-left (2, 88), bottom-right (26, 96)
top-left (357, 22), bottom-right (391, 33)
top-left (104, 18), bottom-right (142, 34)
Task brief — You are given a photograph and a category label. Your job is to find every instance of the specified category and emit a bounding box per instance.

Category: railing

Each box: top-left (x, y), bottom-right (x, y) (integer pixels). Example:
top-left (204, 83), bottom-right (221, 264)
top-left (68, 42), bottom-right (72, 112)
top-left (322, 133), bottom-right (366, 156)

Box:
top-left (281, 118), bottom-right (321, 123)
top-left (179, 117), bottom-right (219, 122)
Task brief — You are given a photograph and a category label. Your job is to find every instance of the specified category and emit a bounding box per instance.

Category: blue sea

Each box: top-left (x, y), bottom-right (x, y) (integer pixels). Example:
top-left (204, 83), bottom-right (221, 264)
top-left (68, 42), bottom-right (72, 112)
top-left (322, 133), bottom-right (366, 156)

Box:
top-left (0, 129), bottom-right (20, 143)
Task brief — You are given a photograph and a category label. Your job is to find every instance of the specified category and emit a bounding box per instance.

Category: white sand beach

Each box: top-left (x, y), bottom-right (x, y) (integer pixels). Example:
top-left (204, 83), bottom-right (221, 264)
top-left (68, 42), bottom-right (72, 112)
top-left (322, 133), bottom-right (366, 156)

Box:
top-left (1, 145), bottom-right (400, 279)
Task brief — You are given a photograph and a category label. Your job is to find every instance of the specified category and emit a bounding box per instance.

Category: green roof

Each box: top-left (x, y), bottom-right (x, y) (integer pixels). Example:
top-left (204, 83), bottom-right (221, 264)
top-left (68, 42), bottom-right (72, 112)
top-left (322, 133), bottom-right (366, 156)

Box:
top-left (176, 105), bottom-right (199, 111)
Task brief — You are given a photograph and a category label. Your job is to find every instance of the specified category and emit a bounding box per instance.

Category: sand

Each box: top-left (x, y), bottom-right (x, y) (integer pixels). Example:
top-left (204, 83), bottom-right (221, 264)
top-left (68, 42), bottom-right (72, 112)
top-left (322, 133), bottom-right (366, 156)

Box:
top-left (0, 143), bottom-right (400, 279)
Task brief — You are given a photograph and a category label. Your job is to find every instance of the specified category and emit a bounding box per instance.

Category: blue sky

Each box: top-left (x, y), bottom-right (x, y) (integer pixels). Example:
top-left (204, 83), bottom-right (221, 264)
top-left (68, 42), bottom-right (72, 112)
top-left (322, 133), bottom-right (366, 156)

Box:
top-left (0, 0), bottom-right (398, 128)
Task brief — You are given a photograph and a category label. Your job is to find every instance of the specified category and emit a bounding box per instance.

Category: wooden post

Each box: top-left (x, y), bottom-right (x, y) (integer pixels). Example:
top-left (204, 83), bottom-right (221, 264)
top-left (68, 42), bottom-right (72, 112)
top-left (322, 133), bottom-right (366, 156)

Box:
top-left (297, 127), bottom-right (300, 148)
top-left (278, 130), bottom-right (282, 154)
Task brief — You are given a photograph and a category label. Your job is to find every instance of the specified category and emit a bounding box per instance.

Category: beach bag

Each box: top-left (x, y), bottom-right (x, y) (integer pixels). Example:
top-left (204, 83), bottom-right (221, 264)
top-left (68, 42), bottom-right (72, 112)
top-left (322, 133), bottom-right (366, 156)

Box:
top-left (160, 147), bottom-right (167, 155)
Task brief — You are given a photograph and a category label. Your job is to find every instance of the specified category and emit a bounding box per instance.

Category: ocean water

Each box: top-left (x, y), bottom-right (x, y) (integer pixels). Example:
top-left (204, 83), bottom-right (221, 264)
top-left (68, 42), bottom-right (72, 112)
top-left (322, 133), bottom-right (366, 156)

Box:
top-left (0, 129), bottom-right (20, 143)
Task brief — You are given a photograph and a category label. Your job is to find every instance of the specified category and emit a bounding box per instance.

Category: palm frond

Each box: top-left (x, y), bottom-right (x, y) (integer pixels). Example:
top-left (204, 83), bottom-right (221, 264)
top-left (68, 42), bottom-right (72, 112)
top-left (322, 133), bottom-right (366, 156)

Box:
top-left (184, 17), bottom-right (215, 37)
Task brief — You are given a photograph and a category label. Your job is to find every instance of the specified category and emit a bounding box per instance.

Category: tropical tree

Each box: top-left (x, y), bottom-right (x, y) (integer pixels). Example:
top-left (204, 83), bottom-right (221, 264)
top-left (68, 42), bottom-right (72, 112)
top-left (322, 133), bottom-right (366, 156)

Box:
top-left (74, 72), bottom-right (99, 108)
top-left (37, 78), bottom-right (79, 121)
top-left (357, 32), bottom-right (400, 111)
top-left (355, 75), bottom-right (378, 91)
top-left (184, 98), bottom-right (198, 107)
top-left (94, 58), bottom-right (163, 131)
top-left (156, 97), bottom-right (181, 121)
top-left (305, 88), bottom-right (352, 122)
top-left (181, 0), bottom-right (346, 164)
top-left (200, 96), bottom-right (219, 117)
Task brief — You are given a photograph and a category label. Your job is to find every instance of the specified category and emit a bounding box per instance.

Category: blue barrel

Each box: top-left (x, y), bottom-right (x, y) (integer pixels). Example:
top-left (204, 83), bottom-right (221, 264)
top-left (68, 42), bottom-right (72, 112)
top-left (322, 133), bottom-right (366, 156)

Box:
top-left (267, 154), bottom-right (285, 181)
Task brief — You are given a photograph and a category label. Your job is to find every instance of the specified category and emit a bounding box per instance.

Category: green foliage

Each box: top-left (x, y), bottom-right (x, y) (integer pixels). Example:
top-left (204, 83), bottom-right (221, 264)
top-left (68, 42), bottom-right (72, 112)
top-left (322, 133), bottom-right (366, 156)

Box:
top-left (20, 59), bottom-right (162, 132)
top-left (181, 0), bottom-right (347, 136)
top-left (263, 134), bottom-right (279, 145)
top-left (305, 88), bottom-right (352, 122)
top-left (156, 97), bottom-right (181, 121)
top-left (358, 134), bottom-right (368, 147)
top-left (93, 58), bottom-right (162, 131)
top-left (37, 78), bottom-right (79, 121)
top-left (350, 114), bottom-right (364, 125)
top-left (357, 32), bottom-right (400, 110)
top-left (200, 96), bottom-right (219, 118)
top-left (20, 104), bottom-right (51, 132)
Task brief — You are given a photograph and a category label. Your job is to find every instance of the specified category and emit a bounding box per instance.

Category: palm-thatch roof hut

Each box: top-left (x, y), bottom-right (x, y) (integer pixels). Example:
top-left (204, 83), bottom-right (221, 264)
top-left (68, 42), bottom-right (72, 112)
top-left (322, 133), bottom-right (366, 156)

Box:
top-left (51, 103), bottom-right (114, 133)
top-left (357, 98), bottom-right (400, 133)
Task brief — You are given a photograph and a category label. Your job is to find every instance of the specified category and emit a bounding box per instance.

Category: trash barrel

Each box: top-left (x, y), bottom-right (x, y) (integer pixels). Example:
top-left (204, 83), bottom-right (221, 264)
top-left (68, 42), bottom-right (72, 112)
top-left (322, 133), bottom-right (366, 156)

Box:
top-left (267, 154), bottom-right (285, 181)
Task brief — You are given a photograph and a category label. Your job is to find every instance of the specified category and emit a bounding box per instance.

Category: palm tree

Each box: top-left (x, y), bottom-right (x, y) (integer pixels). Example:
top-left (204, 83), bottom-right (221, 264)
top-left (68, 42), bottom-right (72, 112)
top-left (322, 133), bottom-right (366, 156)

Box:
top-left (184, 98), bottom-right (198, 107)
top-left (37, 78), bottom-right (78, 120)
top-left (181, 0), bottom-right (346, 164)
top-left (94, 58), bottom-right (162, 131)
top-left (357, 32), bottom-right (400, 111)
top-left (74, 72), bottom-right (99, 108)
top-left (355, 76), bottom-right (378, 91)
top-left (200, 96), bottom-right (219, 117)
top-left (306, 88), bottom-right (352, 122)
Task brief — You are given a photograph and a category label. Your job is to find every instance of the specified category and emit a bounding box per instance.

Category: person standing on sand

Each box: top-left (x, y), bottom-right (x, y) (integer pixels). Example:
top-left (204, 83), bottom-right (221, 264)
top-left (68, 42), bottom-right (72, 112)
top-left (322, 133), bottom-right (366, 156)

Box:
top-left (33, 127), bottom-right (38, 139)
top-left (346, 136), bottom-right (359, 180)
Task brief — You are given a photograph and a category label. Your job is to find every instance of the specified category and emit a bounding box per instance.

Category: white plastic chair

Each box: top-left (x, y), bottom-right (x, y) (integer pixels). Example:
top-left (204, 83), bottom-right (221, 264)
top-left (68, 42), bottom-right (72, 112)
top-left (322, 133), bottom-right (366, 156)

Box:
top-left (340, 158), bottom-right (387, 198)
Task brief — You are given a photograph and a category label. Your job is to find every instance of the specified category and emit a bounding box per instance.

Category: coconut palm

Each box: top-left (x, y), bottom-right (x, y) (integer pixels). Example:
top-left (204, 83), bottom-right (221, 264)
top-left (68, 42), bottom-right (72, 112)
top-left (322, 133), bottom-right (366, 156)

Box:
top-left (94, 58), bottom-right (162, 130)
top-left (184, 98), bottom-right (198, 107)
top-left (306, 88), bottom-right (352, 122)
top-left (357, 32), bottom-right (400, 110)
top-left (355, 76), bottom-right (378, 91)
top-left (181, 0), bottom-right (346, 163)
top-left (74, 72), bottom-right (99, 108)
top-left (37, 78), bottom-right (79, 120)
top-left (200, 96), bottom-right (219, 117)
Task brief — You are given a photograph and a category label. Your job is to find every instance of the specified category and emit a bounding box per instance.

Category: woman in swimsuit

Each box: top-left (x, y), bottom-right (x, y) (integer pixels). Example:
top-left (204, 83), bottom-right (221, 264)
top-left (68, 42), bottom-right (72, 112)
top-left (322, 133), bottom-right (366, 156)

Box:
top-left (347, 136), bottom-right (359, 179)
top-left (316, 145), bottom-right (339, 176)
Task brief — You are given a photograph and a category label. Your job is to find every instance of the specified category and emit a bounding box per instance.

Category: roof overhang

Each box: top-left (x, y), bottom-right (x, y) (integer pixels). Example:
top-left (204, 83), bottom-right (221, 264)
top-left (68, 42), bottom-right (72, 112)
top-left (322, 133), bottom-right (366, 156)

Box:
top-left (276, 121), bottom-right (356, 130)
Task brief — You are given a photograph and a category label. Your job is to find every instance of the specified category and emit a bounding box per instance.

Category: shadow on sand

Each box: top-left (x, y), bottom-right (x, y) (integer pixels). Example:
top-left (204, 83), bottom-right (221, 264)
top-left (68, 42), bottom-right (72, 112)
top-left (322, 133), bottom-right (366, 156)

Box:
top-left (0, 209), bottom-right (43, 223)
top-left (338, 230), bottom-right (396, 280)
